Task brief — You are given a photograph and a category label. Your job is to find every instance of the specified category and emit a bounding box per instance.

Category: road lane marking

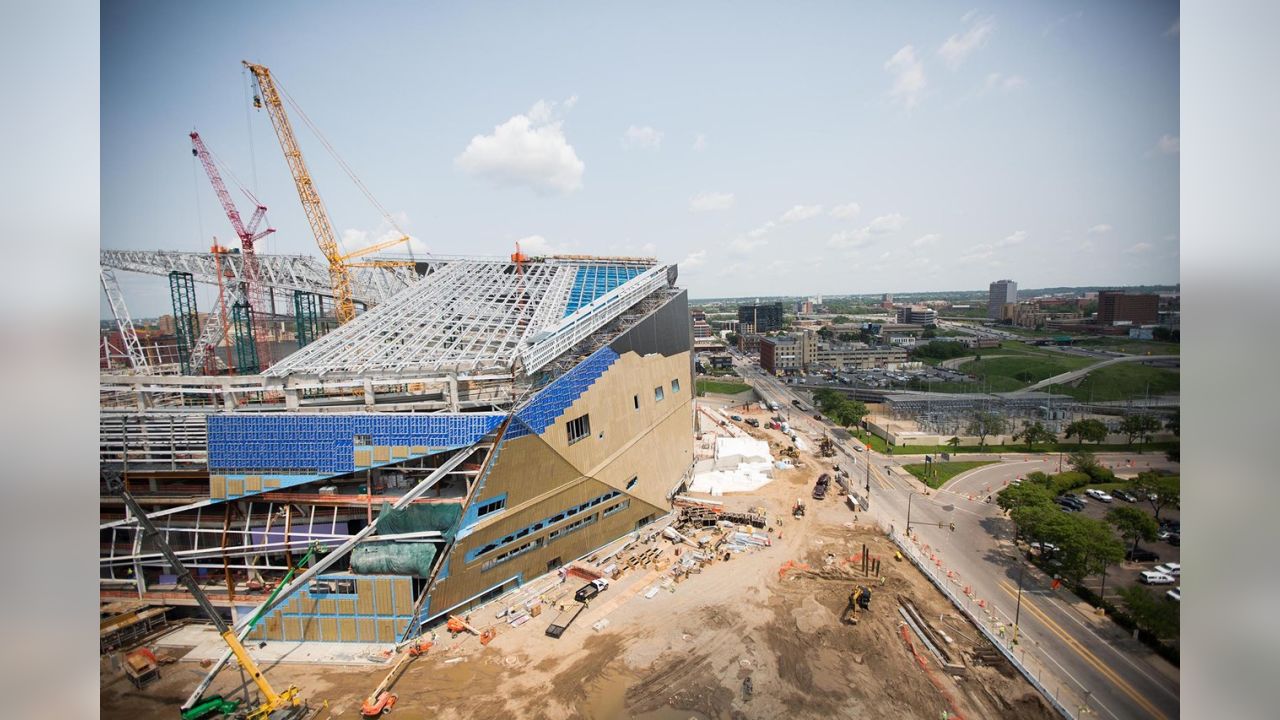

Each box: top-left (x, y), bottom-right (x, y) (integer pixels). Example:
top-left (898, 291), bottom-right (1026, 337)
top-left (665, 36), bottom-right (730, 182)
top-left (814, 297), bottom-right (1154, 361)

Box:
top-left (997, 580), bottom-right (1167, 720)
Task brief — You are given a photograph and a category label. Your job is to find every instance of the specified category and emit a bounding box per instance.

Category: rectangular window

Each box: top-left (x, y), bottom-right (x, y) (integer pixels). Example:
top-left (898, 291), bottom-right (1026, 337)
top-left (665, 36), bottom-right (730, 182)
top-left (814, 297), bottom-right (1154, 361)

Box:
top-left (671, 378), bottom-right (681, 393)
top-left (548, 512), bottom-right (597, 541)
top-left (603, 499), bottom-right (630, 518)
top-left (654, 386), bottom-right (665, 402)
top-left (626, 476), bottom-right (638, 490)
top-left (633, 394), bottom-right (640, 410)
top-left (354, 434), bottom-right (372, 445)
top-left (566, 414), bottom-right (591, 445)
top-left (476, 496), bottom-right (506, 517)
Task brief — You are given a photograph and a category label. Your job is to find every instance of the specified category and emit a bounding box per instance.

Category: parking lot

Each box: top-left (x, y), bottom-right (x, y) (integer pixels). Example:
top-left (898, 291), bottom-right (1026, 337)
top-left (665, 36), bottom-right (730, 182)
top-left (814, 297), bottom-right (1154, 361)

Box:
top-left (1063, 494), bottom-right (1180, 599)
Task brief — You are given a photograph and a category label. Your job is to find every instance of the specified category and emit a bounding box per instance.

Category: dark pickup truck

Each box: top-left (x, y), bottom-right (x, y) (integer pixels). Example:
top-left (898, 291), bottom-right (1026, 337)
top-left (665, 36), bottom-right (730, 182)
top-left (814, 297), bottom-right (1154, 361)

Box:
top-left (812, 473), bottom-right (830, 500)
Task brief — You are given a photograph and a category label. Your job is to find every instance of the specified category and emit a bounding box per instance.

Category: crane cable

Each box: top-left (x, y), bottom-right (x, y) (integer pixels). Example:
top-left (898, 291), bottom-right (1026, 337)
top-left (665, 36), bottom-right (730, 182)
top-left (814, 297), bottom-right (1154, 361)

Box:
top-left (273, 77), bottom-right (417, 262)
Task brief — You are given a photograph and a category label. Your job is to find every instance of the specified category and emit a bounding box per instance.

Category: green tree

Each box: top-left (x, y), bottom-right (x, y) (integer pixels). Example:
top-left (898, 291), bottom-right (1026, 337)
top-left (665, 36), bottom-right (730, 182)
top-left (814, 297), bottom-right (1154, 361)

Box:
top-left (1118, 586), bottom-right (1180, 641)
top-left (817, 327), bottom-right (834, 340)
top-left (1064, 419), bottom-right (1109, 446)
top-left (1058, 517), bottom-right (1125, 587)
top-left (1024, 471), bottom-right (1054, 489)
top-left (831, 315), bottom-right (850, 325)
top-left (1164, 411), bottom-right (1179, 437)
top-left (1014, 420), bottom-right (1056, 451)
top-left (966, 412), bottom-right (1008, 448)
top-left (1106, 506), bottom-right (1159, 555)
top-left (1119, 414), bottom-right (1162, 452)
top-left (726, 332), bottom-right (739, 346)
top-left (996, 482), bottom-right (1054, 514)
top-left (1128, 472), bottom-right (1180, 522)
top-left (1068, 449), bottom-right (1100, 476)
top-left (946, 436), bottom-right (961, 452)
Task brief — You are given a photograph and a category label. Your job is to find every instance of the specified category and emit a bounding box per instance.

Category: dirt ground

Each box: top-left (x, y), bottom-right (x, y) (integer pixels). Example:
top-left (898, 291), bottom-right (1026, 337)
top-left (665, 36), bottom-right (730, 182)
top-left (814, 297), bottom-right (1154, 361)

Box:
top-left (102, 402), bottom-right (1056, 720)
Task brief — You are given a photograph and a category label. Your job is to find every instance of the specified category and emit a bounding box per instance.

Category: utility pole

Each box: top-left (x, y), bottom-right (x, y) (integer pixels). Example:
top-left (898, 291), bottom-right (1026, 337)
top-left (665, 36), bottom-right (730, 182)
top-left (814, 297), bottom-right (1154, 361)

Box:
top-left (1012, 560), bottom-right (1026, 645)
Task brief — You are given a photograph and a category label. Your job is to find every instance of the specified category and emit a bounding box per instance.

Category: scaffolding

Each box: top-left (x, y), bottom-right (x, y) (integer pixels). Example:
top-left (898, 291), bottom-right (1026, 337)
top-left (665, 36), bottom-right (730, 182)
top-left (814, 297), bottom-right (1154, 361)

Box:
top-left (100, 266), bottom-right (151, 375)
top-left (232, 302), bottom-right (259, 374)
top-left (293, 291), bottom-right (323, 348)
top-left (168, 271), bottom-right (200, 375)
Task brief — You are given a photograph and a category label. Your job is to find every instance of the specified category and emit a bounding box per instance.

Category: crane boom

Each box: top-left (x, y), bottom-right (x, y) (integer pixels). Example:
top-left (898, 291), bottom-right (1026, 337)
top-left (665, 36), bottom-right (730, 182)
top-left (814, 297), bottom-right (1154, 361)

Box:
top-left (242, 61), bottom-right (357, 324)
top-left (106, 471), bottom-right (305, 719)
top-left (190, 131), bottom-right (276, 370)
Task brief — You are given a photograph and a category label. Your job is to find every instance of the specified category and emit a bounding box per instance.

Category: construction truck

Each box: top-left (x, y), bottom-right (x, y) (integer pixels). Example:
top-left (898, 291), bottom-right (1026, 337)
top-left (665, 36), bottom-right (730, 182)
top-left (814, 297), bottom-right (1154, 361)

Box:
top-left (819, 435), bottom-right (836, 457)
top-left (792, 498), bottom-right (806, 518)
top-left (106, 471), bottom-right (310, 720)
top-left (842, 586), bottom-right (872, 625)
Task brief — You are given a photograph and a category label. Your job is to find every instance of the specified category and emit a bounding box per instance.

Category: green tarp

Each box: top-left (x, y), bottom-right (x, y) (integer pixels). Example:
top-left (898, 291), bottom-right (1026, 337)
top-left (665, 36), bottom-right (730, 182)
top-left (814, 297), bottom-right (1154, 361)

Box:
top-left (350, 542), bottom-right (438, 577)
top-left (348, 502), bottom-right (462, 577)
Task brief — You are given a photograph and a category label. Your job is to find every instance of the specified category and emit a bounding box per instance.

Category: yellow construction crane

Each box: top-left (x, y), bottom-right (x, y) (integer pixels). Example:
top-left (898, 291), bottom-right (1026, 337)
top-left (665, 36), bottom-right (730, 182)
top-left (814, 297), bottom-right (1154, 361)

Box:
top-left (243, 61), bottom-right (411, 324)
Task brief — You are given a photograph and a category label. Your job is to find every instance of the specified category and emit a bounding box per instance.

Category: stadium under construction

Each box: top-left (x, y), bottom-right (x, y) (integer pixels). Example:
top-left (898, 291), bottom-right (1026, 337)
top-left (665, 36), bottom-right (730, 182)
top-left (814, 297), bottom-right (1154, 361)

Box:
top-left (100, 250), bottom-right (694, 691)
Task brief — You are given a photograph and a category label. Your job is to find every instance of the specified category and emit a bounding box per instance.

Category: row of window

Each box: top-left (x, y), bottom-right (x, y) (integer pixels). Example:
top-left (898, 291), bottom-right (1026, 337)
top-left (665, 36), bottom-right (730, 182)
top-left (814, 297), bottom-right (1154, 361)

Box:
top-left (480, 537), bottom-right (543, 572)
top-left (547, 511), bottom-right (596, 541)
top-left (475, 495), bottom-right (506, 518)
top-left (603, 499), bottom-right (630, 518)
top-left (574, 378), bottom-right (683, 444)
top-left (467, 490), bottom-right (623, 562)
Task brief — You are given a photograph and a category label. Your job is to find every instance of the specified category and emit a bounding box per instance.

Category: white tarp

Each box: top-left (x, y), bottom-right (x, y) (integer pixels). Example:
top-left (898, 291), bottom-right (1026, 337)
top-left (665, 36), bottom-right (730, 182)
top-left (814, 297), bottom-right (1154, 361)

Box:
top-left (689, 436), bottom-right (776, 495)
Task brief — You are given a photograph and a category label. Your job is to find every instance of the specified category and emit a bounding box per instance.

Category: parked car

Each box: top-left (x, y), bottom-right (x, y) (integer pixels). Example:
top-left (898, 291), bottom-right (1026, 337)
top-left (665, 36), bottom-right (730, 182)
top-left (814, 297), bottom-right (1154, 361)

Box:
top-left (1166, 587), bottom-right (1181, 602)
top-left (1061, 493), bottom-right (1087, 504)
top-left (1030, 542), bottom-right (1059, 555)
top-left (1113, 489), bottom-right (1138, 503)
top-left (1055, 499), bottom-right (1081, 512)
top-left (745, 418), bottom-right (760, 427)
top-left (1139, 571), bottom-right (1175, 585)
top-left (1168, 533), bottom-right (1180, 547)
top-left (1056, 495), bottom-right (1086, 510)
top-left (1153, 562), bottom-right (1180, 577)
top-left (1085, 489), bottom-right (1114, 503)
top-left (1126, 548), bottom-right (1161, 563)
top-left (574, 578), bottom-right (610, 603)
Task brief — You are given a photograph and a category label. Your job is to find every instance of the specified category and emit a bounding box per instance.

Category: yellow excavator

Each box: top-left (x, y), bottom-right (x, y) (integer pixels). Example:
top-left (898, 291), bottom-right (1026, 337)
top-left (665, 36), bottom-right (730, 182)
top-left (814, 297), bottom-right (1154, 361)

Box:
top-left (842, 585), bottom-right (872, 625)
top-left (107, 471), bottom-right (311, 720)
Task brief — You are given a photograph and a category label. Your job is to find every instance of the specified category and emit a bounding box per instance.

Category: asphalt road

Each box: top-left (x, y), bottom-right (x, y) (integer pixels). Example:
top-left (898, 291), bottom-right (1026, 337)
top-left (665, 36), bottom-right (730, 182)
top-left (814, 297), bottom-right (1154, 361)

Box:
top-left (724, 354), bottom-right (1181, 719)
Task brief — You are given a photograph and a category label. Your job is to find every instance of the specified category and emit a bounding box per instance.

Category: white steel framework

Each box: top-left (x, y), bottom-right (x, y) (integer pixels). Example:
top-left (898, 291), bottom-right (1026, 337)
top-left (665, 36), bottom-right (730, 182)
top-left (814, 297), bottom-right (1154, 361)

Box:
top-left (100, 266), bottom-right (152, 375)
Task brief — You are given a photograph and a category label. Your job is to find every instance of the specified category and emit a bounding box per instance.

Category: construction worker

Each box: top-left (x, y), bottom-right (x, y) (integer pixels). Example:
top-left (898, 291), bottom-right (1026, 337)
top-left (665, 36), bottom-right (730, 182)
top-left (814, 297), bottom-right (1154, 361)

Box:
top-left (879, 576), bottom-right (886, 586)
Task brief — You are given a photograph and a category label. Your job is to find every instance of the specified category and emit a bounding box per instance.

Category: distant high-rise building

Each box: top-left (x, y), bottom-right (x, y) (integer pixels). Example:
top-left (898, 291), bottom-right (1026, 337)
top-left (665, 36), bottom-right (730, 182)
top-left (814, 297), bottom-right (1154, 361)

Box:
top-left (881, 293), bottom-right (894, 310)
top-left (1096, 291), bottom-right (1159, 325)
top-left (896, 305), bottom-right (937, 325)
top-left (988, 280), bottom-right (1018, 320)
top-left (737, 302), bottom-right (784, 332)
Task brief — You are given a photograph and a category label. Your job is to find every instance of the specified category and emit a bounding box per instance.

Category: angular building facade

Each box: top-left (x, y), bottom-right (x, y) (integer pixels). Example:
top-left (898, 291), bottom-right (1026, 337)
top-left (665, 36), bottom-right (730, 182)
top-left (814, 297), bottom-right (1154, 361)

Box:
top-left (100, 254), bottom-right (692, 650)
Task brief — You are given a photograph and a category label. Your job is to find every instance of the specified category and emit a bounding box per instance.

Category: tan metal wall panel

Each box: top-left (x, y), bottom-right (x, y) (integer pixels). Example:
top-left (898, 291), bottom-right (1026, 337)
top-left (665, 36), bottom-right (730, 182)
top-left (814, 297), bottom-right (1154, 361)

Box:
top-left (375, 578), bottom-right (392, 615)
top-left (354, 450), bottom-right (371, 467)
top-left (358, 618), bottom-right (376, 643)
top-left (392, 445), bottom-right (409, 459)
top-left (377, 619), bottom-right (396, 643)
top-left (297, 595), bottom-right (316, 615)
top-left (303, 619), bottom-right (320, 642)
top-left (265, 614), bottom-right (283, 641)
top-left (374, 446), bottom-right (391, 463)
top-left (265, 478), bottom-right (281, 489)
top-left (338, 598), bottom-right (356, 615)
top-left (320, 617), bottom-right (339, 642)
top-left (357, 580), bottom-right (376, 614)
top-left (283, 617), bottom-right (303, 641)
top-left (410, 445), bottom-right (428, 454)
top-left (245, 475), bottom-right (263, 493)
top-left (392, 578), bottom-right (412, 614)
top-left (316, 598), bottom-right (336, 614)
top-left (339, 618), bottom-right (357, 642)
top-left (227, 478), bottom-right (244, 497)
top-left (209, 476), bottom-right (226, 499)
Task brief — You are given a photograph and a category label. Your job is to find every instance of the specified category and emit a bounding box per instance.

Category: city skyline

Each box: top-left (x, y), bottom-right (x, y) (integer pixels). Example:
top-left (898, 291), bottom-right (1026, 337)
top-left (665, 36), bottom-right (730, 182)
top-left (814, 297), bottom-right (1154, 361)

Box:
top-left (102, 1), bottom-right (1178, 318)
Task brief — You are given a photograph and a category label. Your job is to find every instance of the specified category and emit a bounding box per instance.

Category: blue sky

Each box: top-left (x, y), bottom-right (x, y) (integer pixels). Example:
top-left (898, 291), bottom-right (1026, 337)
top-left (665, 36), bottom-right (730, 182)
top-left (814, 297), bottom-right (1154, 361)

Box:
top-left (101, 1), bottom-right (1179, 317)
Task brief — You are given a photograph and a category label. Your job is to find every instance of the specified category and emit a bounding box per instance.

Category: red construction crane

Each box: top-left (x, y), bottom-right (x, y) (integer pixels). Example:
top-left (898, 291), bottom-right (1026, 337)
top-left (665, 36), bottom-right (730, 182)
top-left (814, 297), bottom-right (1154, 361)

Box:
top-left (190, 130), bottom-right (277, 369)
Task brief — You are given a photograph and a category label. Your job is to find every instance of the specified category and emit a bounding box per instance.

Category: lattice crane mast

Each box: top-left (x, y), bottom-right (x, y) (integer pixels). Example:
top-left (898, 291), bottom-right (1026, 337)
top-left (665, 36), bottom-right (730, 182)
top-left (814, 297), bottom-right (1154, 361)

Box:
top-left (243, 61), bottom-right (412, 325)
top-left (190, 130), bottom-right (276, 369)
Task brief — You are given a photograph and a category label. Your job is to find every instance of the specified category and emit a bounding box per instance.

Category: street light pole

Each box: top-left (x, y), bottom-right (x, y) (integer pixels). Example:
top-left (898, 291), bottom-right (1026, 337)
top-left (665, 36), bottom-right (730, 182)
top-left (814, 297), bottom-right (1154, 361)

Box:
top-left (1012, 560), bottom-right (1026, 644)
top-left (906, 491), bottom-right (916, 534)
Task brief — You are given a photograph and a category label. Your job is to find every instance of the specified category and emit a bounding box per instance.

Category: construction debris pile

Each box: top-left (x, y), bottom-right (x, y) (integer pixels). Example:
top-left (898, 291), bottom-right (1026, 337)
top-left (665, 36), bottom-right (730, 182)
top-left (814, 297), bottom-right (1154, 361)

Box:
top-left (688, 436), bottom-right (776, 495)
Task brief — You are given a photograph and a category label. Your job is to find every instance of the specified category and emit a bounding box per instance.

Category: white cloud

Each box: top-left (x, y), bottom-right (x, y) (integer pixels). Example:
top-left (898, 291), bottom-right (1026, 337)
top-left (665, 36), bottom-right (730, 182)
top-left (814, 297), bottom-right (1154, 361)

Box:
top-left (1088, 224), bottom-right (1112, 235)
top-left (885, 45), bottom-right (926, 109)
top-left (730, 235), bottom-right (768, 253)
top-left (867, 213), bottom-right (908, 234)
top-left (341, 212), bottom-right (428, 256)
top-left (939, 15), bottom-right (996, 70)
top-left (623, 125), bottom-right (663, 150)
top-left (1079, 239), bottom-right (1096, 252)
top-left (746, 221), bottom-right (775, 239)
top-left (984, 73), bottom-right (1027, 93)
top-left (780, 204), bottom-right (823, 223)
top-left (912, 233), bottom-right (941, 247)
top-left (692, 133), bottom-right (707, 152)
top-left (959, 243), bottom-right (996, 263)
top-left (1166, 19), bottom-right (1180, 38)
top-left (690, 191), bottom-right (735, 212)
top-left (997, 230), bottom-right (1028, 247)
top-left (455, 99), bottom-right (584, 194)
top-left (1124, 242), bottom-right (1154, 255)
top-left (681, 250), bottom-right (707, 268)
top-left (827, 229), bottom-right (871, 249)
top-left (830, 202), bottom-right (861, 219)
top-left (513, 234), bottom-right (573, 256)
top-left (563, 95), bottom-right (579, 109)
top-left (1157, 134), bottom-right (1180, 155)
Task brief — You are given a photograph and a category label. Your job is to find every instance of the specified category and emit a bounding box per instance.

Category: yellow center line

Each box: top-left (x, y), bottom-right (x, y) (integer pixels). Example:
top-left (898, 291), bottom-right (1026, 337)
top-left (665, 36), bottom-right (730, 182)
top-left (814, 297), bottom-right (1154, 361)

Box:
top-left (996, 580), bottom-right (1167, 720)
